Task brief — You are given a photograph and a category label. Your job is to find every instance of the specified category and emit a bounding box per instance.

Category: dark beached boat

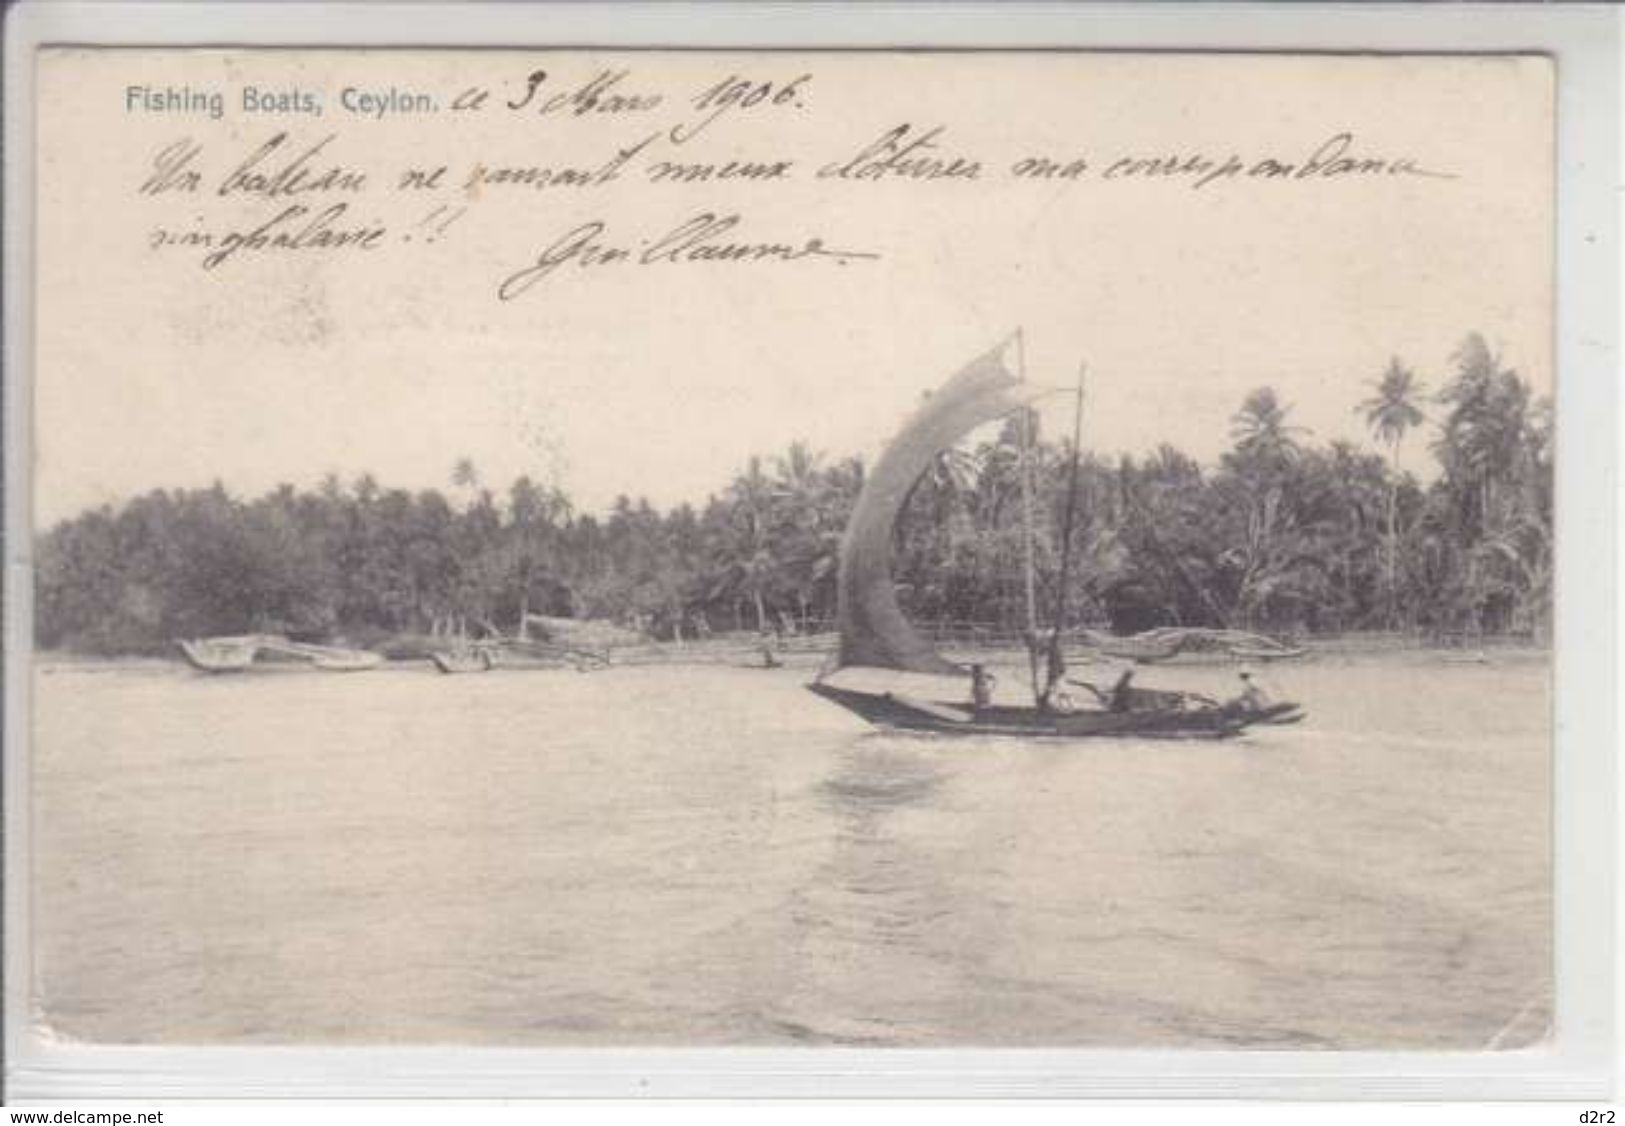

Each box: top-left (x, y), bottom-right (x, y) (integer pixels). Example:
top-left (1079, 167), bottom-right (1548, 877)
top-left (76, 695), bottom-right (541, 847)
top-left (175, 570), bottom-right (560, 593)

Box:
top-left (430, 647), bottom-right (497, 674)
top-left (807, 335), bottom-right (1304, 739)
top-left (429, 636), bottom-right (609, 674)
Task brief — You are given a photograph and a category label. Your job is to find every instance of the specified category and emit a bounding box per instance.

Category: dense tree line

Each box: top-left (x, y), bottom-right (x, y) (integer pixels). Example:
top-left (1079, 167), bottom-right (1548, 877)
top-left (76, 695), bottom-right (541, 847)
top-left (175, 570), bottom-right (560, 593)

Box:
top-left (37, 333), bottom-right (1551, 655)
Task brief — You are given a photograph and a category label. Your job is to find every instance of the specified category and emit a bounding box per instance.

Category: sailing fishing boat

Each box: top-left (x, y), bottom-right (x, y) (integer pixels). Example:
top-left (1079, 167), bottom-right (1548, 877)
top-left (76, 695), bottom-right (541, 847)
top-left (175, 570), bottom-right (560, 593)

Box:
top-left (807, 334), bottom-right (1304, 739)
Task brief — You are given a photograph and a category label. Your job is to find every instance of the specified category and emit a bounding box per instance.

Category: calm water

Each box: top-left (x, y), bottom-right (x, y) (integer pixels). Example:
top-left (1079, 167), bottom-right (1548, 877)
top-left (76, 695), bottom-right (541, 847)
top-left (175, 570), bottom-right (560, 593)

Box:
top-left (32, 653), bottom-right (1550, 1048)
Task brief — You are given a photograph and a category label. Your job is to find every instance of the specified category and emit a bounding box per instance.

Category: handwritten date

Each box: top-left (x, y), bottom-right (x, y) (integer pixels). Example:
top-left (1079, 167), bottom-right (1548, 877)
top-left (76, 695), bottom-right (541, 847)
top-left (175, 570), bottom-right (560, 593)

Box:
top-left (670, 73), bottom-right (810, 144)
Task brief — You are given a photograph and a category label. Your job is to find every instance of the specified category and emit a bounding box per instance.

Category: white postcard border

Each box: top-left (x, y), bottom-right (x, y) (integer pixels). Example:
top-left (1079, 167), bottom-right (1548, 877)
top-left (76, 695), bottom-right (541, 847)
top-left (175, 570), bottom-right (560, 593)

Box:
top-left (3, 0), bottom-right (1616, 1102)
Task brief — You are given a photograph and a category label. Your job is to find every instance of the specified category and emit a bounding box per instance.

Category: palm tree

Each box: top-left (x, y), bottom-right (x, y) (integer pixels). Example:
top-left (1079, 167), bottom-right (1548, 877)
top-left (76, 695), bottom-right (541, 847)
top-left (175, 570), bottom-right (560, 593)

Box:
top-left (773, 440), bottom-right (823, 495)
top-left (1358, 358), bottom-right (1426, 626)
top-left (450, 457), bottom-right (480, 513)
top-left (1229, 387), bottom-right (1303, 464)
top-left (1221, 388), bottom-right (1308, 628)
top-left (1435, 336), bottom-right (1531, 533)
top-left (1429, 336), bottom-right (1551, 637)
top-left (719, 456), bottom-right (779, 632)
top-left (771, 442), bottom-right (843, 629)
top-left (507, 476), bottom-right (552, 634)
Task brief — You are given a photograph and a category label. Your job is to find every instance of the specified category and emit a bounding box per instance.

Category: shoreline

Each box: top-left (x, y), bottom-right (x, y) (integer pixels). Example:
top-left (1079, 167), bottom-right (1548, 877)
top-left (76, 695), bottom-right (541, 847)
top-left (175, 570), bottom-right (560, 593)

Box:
top-left (33, 632), bottom-right (1553, 674)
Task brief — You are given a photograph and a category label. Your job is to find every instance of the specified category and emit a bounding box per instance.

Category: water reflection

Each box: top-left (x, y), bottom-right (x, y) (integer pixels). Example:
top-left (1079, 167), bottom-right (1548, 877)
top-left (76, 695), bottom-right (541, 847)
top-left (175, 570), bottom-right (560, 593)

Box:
top-left (768, 738), bottom-right (961, 1043)
top-left (818, 737), bottom-right (947, 813)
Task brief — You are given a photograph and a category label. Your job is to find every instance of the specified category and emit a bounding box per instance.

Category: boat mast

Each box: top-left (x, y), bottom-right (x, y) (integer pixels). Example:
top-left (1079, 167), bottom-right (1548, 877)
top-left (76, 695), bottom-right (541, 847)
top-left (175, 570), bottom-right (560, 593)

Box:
top-left (1016, 330), bottom-right (1041, 699)
top-left (1046, 367), bottom-right (1087, 688)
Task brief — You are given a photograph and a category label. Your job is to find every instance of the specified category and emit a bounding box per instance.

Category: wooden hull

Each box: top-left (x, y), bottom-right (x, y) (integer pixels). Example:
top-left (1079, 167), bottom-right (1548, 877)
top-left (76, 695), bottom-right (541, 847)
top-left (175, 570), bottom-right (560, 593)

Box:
top-left (430, 650), bottom-right (496, 674)
top-left (429, 642), bottom-right (605, 674)
top-left (1087, 636), bottom-right (1189, 663)
top-left (807, 682), bottom-right (1300, 740)
top-left (177, 638), bottom-right (259, 672)
top-left (1225, 644), bottom-right (1306, 662)
top-left (311, 651), bottom-right (384, 672)
top-left (1079, 629), bottom-right (1307, 664)
top-left (179, 636), bottom-right (383, 673)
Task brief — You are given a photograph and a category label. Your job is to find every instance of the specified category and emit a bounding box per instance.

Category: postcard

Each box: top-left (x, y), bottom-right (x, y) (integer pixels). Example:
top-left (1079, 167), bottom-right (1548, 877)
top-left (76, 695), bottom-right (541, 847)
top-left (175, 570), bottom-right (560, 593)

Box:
top-left (25, 46), bottom-right (1554, 1053)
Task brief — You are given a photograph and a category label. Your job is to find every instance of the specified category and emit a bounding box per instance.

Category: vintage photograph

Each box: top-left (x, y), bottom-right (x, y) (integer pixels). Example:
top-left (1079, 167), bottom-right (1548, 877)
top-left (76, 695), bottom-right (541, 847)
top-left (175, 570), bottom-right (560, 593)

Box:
top-left (27, 48), bottom-right (1552, 1049)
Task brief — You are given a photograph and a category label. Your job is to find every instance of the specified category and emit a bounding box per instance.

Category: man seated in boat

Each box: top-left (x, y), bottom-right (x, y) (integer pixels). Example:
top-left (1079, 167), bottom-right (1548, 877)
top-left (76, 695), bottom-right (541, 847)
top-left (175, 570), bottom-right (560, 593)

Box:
top-left (1067, 663), bottom-right (1137, 712)
top-left (969, 663), bottom-right (996, 711)
top-left (1041, 662), bottom-right (1083, 715)
top-left (1234, 668), bottom-right (1269, 711)
top-left (1107, 667), bottom-right (1137, 712)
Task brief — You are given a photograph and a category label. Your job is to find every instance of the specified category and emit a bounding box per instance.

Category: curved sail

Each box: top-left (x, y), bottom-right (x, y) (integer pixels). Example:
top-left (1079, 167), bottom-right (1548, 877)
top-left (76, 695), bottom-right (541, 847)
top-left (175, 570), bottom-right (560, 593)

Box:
top-left (833, 339), bottom-right (1033, 676)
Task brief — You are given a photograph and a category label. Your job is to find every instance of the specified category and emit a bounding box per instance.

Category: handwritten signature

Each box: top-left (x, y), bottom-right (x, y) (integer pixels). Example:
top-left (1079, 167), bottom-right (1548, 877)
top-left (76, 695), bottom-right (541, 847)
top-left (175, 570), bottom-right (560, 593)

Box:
top-left (496, 212), bottom-right (879, 301)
